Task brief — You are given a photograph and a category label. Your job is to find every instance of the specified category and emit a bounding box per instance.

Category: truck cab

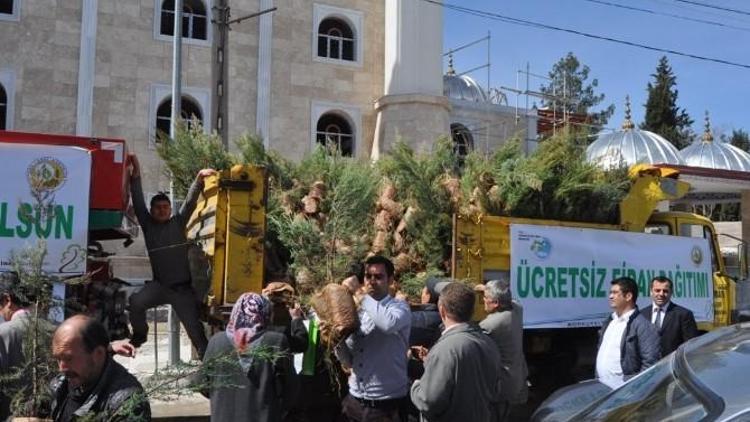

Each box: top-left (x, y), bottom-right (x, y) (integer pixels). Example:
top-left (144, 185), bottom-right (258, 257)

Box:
top-left (647, 211), bottom-right (737, 329)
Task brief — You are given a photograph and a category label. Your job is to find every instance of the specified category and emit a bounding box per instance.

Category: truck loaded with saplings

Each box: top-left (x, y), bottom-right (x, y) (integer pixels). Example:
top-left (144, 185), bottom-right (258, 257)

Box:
top-left (452, 163), bottom-right (748, 401)
top-left (164, 126), bottom-right (747, 345)
top-left (7, 125), bottom-right (743, 404)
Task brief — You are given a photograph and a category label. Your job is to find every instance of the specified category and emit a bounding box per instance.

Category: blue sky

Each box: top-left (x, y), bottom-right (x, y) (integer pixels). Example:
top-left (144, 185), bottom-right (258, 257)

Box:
top-left (441, 0), bottom-right (749, 137)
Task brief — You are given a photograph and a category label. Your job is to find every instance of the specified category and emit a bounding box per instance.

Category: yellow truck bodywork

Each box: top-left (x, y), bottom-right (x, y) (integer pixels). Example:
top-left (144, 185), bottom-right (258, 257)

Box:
top-left (186, 165), bottom-right (267, 313)
top-left (452, 165), bottom-right (736, 330)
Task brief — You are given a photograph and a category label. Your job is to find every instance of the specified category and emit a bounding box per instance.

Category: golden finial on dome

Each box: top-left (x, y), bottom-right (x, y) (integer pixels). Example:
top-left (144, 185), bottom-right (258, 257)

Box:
top-left (447, 54), bottom-right (456, 76)
top-left (622, 95), bottom-right (635, 130)
top-left (702, 111), bottom-right (713, 143)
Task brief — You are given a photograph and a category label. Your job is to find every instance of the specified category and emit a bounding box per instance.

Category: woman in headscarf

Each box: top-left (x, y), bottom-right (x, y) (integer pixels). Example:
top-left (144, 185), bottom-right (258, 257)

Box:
top-left (201, 292), bottom-right (299, 422)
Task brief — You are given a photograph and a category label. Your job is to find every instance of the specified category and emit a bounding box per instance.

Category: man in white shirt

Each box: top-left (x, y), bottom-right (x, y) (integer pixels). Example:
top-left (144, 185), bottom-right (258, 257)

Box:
top-left (596, 277), bottom-right (660, 389)
top-left (335, 255), bottom-right (411, 422)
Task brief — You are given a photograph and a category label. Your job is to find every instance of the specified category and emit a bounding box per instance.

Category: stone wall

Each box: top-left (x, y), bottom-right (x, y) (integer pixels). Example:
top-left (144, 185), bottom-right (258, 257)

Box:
top-left (0, 1), bottom-right (82, 134)
top-left (449, 100), bottom-right (536, 154)
top-left (268, 0), bottom-right (384, 160)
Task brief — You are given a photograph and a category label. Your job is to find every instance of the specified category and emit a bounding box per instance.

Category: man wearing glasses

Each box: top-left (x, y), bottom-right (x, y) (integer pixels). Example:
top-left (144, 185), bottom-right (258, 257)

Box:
top-left (335, 255), bottom-right (411, 422)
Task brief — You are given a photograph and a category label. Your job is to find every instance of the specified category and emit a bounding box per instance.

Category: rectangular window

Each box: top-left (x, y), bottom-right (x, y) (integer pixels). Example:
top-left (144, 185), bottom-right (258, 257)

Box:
top-left (342, 39), bottom-right (354, 61)
top-left (317, 36), bottom-right (328, 57)
top-left (645, 224), bottom-right (670, 235)
top-left (161, 10), bottom-right (175, 36)
top-left (680, 223), bottom-right (719, 272)
top-left (192, 15), bottom-right (207, 40)
top-left (0, 0), bottom-right (12, 15)
top-left (329, 38), bottom-right (340, 59)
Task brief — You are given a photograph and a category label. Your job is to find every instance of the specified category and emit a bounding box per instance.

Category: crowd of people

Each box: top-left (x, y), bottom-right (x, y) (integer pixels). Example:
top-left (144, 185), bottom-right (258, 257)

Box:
top-left (0, 164), bottom-right (702, 422)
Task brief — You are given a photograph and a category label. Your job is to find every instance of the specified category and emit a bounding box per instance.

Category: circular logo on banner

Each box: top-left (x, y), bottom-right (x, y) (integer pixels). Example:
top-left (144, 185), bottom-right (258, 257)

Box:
top-left (691, 246), bottom-right (703, 265)
top-left (27, 157), bottom-right (67, 194)
top-left (530, 237), bottom-right (552, 259)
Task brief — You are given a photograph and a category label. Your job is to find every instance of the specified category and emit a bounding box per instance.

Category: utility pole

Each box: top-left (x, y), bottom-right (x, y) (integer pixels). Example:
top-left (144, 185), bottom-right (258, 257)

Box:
top-left (168, 0), bottom-right (184, 365)
top-left (212, 3), bottom-right (277, 148)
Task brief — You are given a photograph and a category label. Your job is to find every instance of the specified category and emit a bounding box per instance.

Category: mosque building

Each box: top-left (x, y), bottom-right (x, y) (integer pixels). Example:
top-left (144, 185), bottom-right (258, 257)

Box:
top-left (0, 0), bottom-right (534, 195)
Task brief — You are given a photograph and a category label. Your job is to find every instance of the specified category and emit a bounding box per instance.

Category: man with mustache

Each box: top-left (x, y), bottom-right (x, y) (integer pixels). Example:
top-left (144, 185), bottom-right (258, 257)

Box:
top-left (50, 315), bottom-right (150, 421)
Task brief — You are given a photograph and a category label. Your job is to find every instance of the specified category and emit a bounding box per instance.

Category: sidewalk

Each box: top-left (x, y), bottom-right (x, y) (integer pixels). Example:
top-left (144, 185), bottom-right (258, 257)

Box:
top-left (113, 313), bottom-right (210, 421)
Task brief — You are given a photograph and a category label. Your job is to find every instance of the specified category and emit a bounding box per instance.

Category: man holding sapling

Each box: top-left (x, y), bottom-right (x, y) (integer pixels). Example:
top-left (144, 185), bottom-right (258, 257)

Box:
top-left (335, 255), bottom-right (411, 422)
top-left (127, 154), bottom-right (213, 358)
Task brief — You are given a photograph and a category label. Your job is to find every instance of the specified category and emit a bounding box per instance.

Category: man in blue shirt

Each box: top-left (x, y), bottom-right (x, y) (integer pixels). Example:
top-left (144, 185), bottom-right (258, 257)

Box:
top-left (336, 255), bottom-right (411, 422)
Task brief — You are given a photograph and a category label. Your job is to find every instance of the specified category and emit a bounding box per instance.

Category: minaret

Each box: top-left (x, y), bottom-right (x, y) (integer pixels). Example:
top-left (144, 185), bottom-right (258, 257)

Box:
top-left (371, 0), bottom-right (451, 159)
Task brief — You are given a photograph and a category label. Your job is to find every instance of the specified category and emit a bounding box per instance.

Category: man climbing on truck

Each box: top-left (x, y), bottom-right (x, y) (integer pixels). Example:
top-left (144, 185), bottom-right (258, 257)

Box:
top-left (127, 154), bottom-right (214, 359)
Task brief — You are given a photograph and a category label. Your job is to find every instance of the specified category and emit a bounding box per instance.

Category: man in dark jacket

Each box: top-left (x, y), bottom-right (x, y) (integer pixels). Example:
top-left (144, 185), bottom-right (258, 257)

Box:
top-left (127, 154), bottom-right (213, 358)
top-left (50, 315), bottom-right (150, 421)
top-left (641, 276), bottom-right (699, 356)
top-left (411, 282), bottom-right (503, 422)
top-left (409, 277), bottom-right (448, 349)
top-left (596, 277), bottom-right (660, 389)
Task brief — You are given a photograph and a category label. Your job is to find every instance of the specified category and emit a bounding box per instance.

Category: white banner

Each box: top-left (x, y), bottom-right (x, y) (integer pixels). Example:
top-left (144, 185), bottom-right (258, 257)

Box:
top-left (510, 224), bottom-right (714, 328)
top-left (0, 143), bottom-right (91, 275)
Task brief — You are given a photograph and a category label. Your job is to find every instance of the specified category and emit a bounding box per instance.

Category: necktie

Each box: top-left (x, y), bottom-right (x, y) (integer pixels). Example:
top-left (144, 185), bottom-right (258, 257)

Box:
top-left (655, 307), bottom-right (663, 329)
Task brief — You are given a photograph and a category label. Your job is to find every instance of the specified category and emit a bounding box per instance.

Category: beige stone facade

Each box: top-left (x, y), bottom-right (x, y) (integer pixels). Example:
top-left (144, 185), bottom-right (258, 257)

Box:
top-left (0, 0), bottom-right (529, 200)
top-left (0, 0), bottom-right (386, 192)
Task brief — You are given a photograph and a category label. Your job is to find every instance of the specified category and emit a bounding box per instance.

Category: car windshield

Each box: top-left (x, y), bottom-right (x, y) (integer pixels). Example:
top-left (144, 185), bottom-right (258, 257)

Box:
top-left (574, 356), bottom-right (708, 421)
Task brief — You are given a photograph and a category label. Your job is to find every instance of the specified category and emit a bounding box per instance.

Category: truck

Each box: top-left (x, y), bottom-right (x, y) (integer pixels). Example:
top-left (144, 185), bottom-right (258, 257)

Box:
top-left (0, 130), bottom-right (270, 335)
top-left (451, 164), bottom-right (749, 399)
top-left (0, 130), bottom-right (134, 337)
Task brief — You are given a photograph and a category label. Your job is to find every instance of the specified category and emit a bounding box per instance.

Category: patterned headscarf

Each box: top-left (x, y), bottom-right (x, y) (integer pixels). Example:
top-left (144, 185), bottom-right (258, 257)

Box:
top-left (225, 293), bottom-right (271, 351)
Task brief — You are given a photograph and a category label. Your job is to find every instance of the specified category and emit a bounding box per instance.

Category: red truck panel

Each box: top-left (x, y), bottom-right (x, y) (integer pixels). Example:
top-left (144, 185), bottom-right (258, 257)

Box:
top-left (0, 130), bottom-right (129, 212)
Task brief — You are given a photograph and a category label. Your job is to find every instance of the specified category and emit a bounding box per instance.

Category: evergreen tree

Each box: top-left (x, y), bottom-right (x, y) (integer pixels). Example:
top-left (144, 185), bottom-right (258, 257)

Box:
top-left (641, 56), bottom-right (693, 149)
top-left (539, 52), bottom-right (615, 129)
top-left (729, 129), bottom-right (750, 152)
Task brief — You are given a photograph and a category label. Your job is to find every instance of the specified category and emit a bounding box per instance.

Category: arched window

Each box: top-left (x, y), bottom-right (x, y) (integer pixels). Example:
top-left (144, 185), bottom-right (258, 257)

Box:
top-left (317, 17), bottom-right (355, 61)
top-left (0, 0), bottom-right (13, 15)
top-left (160, 0), bottom-right (207, 41)
top-left (316, 112), bottom-right (354, 156)
top-left (0, 83), bottom-right (7, 130)
top-left (155, 96), bottom-right (203, 138)
top-left (451, 123), bottom-right (474, 160)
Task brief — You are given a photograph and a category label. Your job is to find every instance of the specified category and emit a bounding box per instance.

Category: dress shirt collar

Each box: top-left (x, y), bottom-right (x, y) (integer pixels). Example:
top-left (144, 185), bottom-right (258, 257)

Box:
top-left (653, 301), bottom-right (671, 312)
top-left (611, 308), bottom-right (635, 322)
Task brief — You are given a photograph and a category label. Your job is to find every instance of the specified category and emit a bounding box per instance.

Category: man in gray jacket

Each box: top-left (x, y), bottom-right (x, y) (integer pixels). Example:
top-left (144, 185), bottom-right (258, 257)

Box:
top-left (0, 272), bottom-right (31, 421)
top-left (127, 154), bottom-right (214, 358)
top-left (596, 277), bottom-right (660, 389)
top-left (479, 280), bottom-right (528, 420)
top-left (411, 282), bottom-right (503, 422)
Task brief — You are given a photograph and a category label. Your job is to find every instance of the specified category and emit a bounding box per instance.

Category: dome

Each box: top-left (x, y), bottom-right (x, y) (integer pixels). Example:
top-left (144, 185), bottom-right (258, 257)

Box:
top-left (586, 97), bottom-right (684, 169)
top-left (443, 73), bottom-right (487, 103)
top-left (587, 129), bottom-right (685, 169)
top-left (680, 113), bottom-right (750, 172)
top-left (442, 56), bottom-right (487, 103)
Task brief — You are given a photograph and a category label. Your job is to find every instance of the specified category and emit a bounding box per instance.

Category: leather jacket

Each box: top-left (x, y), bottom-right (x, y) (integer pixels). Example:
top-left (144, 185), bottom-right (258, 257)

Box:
top-left (50, 358), bottom-right (150, 421)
